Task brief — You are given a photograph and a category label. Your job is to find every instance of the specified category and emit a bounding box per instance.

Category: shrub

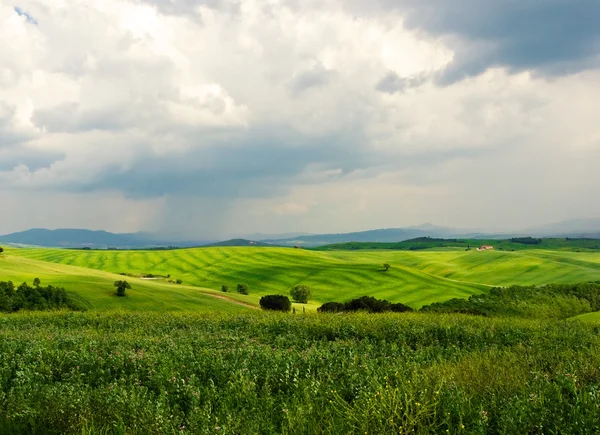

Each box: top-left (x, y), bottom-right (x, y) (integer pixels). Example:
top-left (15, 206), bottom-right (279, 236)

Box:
top-left (259, 295), bottom-right (292, 312)
top-left (114, 280), bottom-right (131, 297)
top-left (345, 296), bottom-right (390, 313)
top-left (317, 302), bottom-right (345, 313)
top-left (510, 237), bottom-right (542, 245)
top-left (176, 279), bottom-right (183, 285)
top-left (383, 263), bottom-right (390, 271)
top-left (237, 284), bottom-right (249, 295)
top-left (290, 284), bottom-right (311, 303)
top-left (221, 285), bottom-right (229, 293)
top-left (390, 302), bottom-right (413, 313)
top-left (0, 247), bottom-right (4, 253)
top-left (318, 296), bottom-right (413, 314)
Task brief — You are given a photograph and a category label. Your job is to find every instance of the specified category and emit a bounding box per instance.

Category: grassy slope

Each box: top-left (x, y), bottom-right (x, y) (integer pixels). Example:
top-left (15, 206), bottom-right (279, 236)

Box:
top-left (6, 246), bottom-right (600, 309)
top-left (570, 311), bottom-right (600, 323)
top-left (0, 253), bottom-right (251, 313)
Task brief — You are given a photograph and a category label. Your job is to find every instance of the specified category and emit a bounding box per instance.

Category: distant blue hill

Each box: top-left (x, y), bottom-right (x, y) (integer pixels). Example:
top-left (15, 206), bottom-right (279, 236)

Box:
top-left (203, 239), bottom-right (279, 247)
top-left (260, 226), bottom-right (485, 247)
top-left (0, 229), bottom-right (212, 249)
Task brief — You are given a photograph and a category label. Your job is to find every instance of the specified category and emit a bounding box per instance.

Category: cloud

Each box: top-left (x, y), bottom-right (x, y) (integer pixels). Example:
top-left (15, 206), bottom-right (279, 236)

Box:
top-left (0, 0), bottom-right (599, 237)
top-left (358, 0), bottom-right (600, 82)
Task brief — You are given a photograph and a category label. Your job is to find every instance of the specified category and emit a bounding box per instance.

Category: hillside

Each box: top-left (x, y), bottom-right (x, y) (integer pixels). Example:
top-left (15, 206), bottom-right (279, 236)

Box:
top-left (6, 246), bottom-right (600, 309)
top-left (0, 253), bottom-right (252, 312)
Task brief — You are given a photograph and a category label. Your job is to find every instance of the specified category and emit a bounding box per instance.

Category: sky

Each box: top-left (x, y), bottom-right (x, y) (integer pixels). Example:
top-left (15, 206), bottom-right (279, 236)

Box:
top-left (1, 0), bottom-right (600, 238)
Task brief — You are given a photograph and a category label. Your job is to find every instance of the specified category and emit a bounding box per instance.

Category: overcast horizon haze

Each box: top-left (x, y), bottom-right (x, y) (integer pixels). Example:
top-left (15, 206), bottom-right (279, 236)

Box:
top-left (2, 0), bottom-right (600, 239)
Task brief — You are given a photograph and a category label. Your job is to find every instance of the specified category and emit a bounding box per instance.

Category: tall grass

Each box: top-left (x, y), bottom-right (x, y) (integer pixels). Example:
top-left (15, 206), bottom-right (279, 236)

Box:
top-left (1, 311), bottom-right (599, 434)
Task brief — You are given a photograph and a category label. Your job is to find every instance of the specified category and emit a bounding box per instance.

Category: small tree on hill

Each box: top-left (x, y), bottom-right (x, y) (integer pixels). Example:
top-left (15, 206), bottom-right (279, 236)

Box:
top-left (290, 284), bottom-right (311, 303)
top-left (114, 280), bottom-right (131, 297)
top-left (33, 278), bottom-right (41, 288)
top-left (383, 263), bottom-right (390, 272)
top-left (237, 284), bottom-right (249, 295)
top-left (0, 247), bottom-right (4, 254)
top-left (221, 285), bottom-right (229, 293)
top-left (260, 295), bottom-right (292, 312)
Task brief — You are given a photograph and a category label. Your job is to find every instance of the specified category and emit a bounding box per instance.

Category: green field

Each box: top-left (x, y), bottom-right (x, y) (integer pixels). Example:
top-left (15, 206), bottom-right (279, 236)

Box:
top-left (3, 246), bottom-right (600, 311)
top-left (0, 253), bottom-right (252, 313)
top-left (2, 245), bottom-right (600, 433)
top-left (1, 311), bottom-right (600, 434)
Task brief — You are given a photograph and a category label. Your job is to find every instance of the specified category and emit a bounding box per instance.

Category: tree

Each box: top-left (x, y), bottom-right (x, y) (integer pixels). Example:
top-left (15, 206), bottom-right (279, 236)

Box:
top-left (221, 285), bottom-right (229, 293)
top-left (114, 280), bottom-right (131, 297)
top-left (237, 284), bottom-right (249, 295)
top-left (260, 295), bottom-right (292, 312)
top-left (33, 278), bottom-right (41, 288)
top-left (383, 263), bottom-right (390, 272)
top-left (290, 284), bottom-right (311, 303)
top-left (0, 247), bottom-right (4, 254)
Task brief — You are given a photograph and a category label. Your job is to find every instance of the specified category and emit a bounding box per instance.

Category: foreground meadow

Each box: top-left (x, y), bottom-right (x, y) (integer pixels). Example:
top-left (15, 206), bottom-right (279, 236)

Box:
top-left (1, 311), bottom-right (599, 434)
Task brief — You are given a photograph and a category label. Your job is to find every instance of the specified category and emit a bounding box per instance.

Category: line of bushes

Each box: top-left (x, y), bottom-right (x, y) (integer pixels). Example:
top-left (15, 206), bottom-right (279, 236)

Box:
top-left (0, 279), bottom-right (83, 312)
top-left (420, 282), bottom-right (600, 319)
top-left (318, 296), bottom-right (413, 313)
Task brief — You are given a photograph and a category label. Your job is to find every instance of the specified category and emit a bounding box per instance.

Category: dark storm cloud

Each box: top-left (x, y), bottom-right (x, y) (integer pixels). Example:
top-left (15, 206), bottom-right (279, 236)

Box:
top-left (359, 0), bottom-right (600, 82)
top-left (77, 126), bottom-right (373, 198)
top-left (0, 149), bottom-right (62, 171)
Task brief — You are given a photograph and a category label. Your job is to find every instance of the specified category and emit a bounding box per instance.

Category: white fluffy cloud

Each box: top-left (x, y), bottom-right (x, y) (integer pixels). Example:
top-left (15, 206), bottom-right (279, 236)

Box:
top-left (1, 0), bottom-right (599, 237)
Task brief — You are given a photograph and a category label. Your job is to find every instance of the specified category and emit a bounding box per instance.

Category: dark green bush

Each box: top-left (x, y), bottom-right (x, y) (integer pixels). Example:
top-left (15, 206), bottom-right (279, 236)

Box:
top-left (390, 302), bottom-right (413, 313)
top-left (317, 302), bottom-right (345, 313)
top-left (345, 296), bottom-right (391, 313)
top-left (318, 296), bottom-right (414, 314)
top-left (221, 285), bottom-right (229, 292)
top-left (237, 284), bottom-right (249, 295)
top-left (259, 295), bottom-right (292, 312)
top-left (0, 279), bottom-right (81, 312)
top-left (114, 280), bottom-right (131, 297)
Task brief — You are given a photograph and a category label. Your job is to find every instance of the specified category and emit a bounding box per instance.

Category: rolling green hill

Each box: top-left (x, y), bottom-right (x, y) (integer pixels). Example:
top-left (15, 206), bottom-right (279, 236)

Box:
top-left (0, 253), bottom-right (252, 312)
top-left (316, 237), bottom-right (600, 252)
top-left (5, 246), bottom-right (600, 309)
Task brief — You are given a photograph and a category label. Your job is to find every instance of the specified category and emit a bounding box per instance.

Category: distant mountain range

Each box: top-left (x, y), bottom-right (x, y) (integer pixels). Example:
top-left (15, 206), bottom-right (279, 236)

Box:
top-left (260, 225), bottom-right (485, 247)
top-left (1, 218), bottom-right (599, 249)
top-left (0, 229), bottom-right (213, 249)
top-left (204, 239), bottom-right (278, 247)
